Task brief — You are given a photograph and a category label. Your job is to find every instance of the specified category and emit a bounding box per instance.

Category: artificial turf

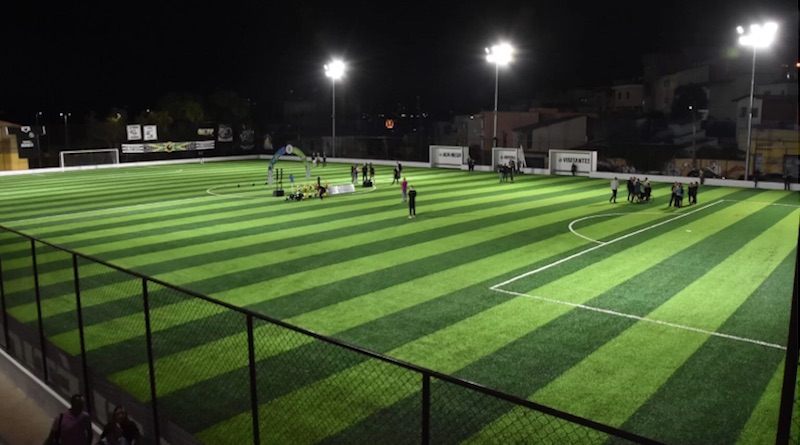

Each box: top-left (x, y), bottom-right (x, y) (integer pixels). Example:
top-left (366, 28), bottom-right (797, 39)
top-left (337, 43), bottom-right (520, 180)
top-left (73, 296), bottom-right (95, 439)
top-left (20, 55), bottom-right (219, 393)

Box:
top-left (0, 159), bottom-right (796, 445)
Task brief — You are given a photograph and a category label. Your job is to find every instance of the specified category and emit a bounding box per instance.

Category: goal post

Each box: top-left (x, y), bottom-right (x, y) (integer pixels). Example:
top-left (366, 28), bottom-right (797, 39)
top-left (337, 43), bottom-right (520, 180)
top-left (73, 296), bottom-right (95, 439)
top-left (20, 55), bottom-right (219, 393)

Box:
top-left (59, 148), bottom-right (121, 171)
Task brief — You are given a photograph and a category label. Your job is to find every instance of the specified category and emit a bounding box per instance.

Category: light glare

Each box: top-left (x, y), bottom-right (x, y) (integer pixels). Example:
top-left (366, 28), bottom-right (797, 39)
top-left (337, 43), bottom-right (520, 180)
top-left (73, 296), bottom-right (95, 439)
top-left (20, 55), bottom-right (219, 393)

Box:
top-left (486, 43), bottom-right (514, 66)
top-left (737, 21), bottom-right (778, 49)
top-left (324, 59), bottom-right (345, 80)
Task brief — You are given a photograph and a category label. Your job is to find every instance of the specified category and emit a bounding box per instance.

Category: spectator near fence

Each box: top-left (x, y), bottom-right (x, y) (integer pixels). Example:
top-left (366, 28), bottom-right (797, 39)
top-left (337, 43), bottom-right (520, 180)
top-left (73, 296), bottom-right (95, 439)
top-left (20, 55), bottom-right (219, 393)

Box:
top-left (44, 394), bottom-right (93, 445)
top-left (99, 406), bottom-right (140, 445)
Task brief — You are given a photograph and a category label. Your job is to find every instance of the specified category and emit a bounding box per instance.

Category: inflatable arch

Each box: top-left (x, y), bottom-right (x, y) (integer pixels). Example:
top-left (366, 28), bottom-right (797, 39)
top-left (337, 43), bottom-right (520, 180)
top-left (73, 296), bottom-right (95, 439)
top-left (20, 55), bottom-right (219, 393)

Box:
top-left (268, 144), bottom-right (310, 185)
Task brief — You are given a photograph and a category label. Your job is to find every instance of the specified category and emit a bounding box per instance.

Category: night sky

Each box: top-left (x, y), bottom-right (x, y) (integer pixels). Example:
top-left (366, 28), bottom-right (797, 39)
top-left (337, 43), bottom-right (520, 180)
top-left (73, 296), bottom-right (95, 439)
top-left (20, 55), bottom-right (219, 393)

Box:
top-left (1, 0), bottom-right (797, 124)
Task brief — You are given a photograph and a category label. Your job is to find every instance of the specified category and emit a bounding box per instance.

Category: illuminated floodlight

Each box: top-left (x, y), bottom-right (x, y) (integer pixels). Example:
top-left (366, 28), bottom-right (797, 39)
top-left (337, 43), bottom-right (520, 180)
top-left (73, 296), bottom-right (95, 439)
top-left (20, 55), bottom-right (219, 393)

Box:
top-left (735, 21), bottom-right (778, 181)
top-left (737, 21), bottom-right (778, 48)
top-left (324, 59), bottom-right (346, 80)
top-left (485, 43), bottom-right (514, 66)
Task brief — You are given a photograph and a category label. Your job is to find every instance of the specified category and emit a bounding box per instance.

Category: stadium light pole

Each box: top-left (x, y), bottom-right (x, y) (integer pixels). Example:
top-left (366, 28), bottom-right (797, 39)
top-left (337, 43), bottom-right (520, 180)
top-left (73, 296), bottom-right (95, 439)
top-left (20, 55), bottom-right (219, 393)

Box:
top-left (737, 21), bottom-right (778, 181)
top-left (485, 42), bottom-right (514, 148)
top-left (324, 59), bottom-right (345, 158)
top-left (59, 112), bottom-right (71, 150)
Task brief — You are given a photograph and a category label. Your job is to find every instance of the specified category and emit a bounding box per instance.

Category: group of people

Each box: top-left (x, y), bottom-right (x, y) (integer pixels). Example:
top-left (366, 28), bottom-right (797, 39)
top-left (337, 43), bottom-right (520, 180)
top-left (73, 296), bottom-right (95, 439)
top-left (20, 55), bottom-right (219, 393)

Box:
top-left (310, 152), bottom-right (326, 167)
top-left (609, 176), bottom-right (652, 203)
top-left (391, 162), bottom-right (404, 185)
top-left (286, 176), bottom-right (328, 201)
top-left (498, 161), bottom-right (517, 183)
top-left (352, 163), bottom-right (379, 185)
top-left (668, 181), bottom-right (699, 208)
top-left (45, 394), bottom-right (140, 445)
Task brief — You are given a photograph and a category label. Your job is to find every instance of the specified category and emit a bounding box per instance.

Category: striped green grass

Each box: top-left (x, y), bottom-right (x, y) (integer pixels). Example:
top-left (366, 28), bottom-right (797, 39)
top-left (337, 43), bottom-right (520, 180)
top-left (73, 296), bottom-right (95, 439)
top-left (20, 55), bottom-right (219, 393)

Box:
top-left (0, 160), bottom-right (796, 445)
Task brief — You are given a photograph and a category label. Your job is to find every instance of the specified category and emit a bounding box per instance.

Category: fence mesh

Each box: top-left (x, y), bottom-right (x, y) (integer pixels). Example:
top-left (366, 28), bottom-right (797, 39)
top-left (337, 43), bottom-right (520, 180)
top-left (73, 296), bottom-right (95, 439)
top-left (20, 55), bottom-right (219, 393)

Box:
top-left (252, 317), bottom-right (421, 445)
top-left (146, 282), bottom-right (251, 445)
top-left (430, 378), bottom-right (643, 445)
top-left (0, 231), bottom-right (36, 364)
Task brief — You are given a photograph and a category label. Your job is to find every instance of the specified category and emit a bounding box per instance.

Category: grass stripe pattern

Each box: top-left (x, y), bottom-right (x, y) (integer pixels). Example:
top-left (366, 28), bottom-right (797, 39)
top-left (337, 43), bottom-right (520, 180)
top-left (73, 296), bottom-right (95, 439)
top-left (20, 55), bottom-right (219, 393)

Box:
top-left (0, 160), bottom-right (796, 445)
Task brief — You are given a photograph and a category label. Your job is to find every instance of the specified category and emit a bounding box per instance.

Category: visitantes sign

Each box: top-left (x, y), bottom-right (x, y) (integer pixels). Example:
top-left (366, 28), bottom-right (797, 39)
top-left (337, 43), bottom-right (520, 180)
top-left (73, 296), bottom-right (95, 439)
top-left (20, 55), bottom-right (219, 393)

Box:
top-left (549, 150), bottom-right (596, 175)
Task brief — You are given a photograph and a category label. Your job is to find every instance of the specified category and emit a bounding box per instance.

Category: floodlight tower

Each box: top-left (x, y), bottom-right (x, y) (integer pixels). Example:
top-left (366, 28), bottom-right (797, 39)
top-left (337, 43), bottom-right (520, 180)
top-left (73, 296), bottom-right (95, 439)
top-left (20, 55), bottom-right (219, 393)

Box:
top-left (324, 59), bottom-right (346, 158)
top-left (736, 21), bottom-right (778, 181)
top-left (485, 43), bottom-right (514, 148)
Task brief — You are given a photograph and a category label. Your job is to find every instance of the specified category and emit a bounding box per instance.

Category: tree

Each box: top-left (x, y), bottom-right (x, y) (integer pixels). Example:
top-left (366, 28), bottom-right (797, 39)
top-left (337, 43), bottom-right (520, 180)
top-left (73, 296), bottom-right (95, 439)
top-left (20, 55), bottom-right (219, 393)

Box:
top-left (85, 110), bottom-right (126, 148)
top-left (207, 90), bottom-right (251, 124)
top-left (157, 93), bottom-right (206, 140)
top-left (671, 84), bottom-right (708, 118)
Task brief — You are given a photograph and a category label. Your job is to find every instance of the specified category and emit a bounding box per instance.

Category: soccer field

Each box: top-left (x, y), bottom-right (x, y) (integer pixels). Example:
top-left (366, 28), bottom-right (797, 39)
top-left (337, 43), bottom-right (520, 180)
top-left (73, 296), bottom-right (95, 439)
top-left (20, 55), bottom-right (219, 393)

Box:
top-left (0, 160), bottom-right (797, 444)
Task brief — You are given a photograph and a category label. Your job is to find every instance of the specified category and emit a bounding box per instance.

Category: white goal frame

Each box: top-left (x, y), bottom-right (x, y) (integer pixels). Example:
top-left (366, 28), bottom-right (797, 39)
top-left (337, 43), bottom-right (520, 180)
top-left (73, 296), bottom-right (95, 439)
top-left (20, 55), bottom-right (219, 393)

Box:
top-left (59, 148), bottom-right (121, 172)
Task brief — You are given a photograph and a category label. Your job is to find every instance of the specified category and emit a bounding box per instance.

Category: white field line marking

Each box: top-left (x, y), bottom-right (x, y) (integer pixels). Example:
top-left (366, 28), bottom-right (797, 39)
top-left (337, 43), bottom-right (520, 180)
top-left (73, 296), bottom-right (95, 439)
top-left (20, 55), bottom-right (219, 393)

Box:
top-left (492, 288), bottom-right (786, 350)
top-left (721, 199), bottom-right (799, 207)
top-left (1, 196), bottom-right (211, 226)
top-left (206, 184), bottom-right (270, 199)
top-left (491, 200), bottom-right (724, 290)
top-left (568, 212), bottom-right (665, 245)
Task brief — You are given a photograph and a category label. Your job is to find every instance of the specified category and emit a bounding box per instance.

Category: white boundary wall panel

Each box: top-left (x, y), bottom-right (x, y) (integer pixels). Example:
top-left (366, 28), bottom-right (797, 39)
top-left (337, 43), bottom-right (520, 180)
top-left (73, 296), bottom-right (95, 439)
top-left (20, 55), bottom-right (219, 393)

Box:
top-left (548, 150), bottom-right (597, 176)
top-left (429, 145), bottom-right (468, 168)
top-left (492, 147), bottom-right (524, 171)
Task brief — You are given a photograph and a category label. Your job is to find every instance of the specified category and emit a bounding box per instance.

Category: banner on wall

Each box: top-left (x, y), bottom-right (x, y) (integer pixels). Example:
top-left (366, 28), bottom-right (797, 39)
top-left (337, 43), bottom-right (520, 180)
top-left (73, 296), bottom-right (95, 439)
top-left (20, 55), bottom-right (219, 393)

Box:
top-left (218, 125), bottom-right (233, 142)
top-left (429, 145), bottom-right (467, 168)
top-left (126, 125), bottom-right (142, 141)
top-left (548, 150), bottom-right (597, 175)
top-left (121, 140), bottom-right (215, 154)
top-left (143, 125), bottom-right (158, 141)
top-left (239, 128), bottom-right (255, 150)
top-left (5, 125), bottom-right (46, 153)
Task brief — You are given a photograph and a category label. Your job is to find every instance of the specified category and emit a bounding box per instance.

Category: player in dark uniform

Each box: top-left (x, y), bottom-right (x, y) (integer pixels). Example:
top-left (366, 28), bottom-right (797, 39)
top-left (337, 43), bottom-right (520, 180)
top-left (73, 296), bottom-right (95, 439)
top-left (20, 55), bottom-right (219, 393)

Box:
top-left (407, 186), bottom-right (417, 219)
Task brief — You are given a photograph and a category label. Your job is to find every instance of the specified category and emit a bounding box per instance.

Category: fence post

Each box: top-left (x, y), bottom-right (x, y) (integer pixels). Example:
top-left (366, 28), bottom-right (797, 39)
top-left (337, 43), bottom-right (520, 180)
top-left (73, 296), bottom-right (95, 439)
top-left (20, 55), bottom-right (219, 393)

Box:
top-left (776, 244), bottom-right (799, 444)
top-left (72, 254), bottom-right (92, 414)
top-left (0, 246), bottom-right (9, 350)
top-left (247, 315), bottom-right (260, 445)
top-left (421, 374), bottom-right (430, 445)
top-left (31, 239), bottom-right (48, 382)
top-left (142, 279), bottom-right (161, 443)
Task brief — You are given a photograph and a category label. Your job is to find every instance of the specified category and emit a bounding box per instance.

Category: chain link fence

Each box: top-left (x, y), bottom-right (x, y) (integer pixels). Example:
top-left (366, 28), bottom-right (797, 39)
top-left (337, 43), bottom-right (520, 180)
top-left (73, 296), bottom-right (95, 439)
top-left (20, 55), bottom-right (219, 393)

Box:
top-left (0, 225), bottom-right (795, 445)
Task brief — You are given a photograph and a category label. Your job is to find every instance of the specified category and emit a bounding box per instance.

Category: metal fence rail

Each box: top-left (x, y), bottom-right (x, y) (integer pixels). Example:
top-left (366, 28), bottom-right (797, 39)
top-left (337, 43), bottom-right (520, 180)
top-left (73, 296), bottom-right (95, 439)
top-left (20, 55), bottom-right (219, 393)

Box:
top-left (1, 224), bottom-right (795, 444)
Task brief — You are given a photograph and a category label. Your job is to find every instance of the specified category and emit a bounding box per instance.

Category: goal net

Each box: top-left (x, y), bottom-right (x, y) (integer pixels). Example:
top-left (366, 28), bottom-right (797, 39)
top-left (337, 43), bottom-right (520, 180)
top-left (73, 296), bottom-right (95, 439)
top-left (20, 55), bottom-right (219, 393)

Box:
top-left (59, 148), bottom-right (120, 171)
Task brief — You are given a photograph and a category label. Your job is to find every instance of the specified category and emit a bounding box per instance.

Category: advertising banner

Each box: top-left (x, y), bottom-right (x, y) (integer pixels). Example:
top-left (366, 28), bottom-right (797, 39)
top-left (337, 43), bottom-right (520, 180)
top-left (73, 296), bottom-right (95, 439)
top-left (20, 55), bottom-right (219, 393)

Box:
top-left (121, 140), bottom-right (215, 154)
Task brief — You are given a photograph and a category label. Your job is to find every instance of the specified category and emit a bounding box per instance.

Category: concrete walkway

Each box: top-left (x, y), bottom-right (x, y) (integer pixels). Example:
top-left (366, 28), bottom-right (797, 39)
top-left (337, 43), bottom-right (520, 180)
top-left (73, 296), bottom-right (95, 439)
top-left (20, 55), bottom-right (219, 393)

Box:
top-left (0, 368), bottom-right (53, 445)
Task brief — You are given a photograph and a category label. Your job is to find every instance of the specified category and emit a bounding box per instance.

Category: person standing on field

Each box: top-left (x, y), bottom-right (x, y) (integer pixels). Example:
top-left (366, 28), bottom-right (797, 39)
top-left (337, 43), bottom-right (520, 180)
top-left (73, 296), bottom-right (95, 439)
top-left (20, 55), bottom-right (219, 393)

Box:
top-left (609, 177), bottom-right (619, 203)
top-left (407, 186), bottom-right (417, 219)
top-left (401, 177), bottom-right (408, 202)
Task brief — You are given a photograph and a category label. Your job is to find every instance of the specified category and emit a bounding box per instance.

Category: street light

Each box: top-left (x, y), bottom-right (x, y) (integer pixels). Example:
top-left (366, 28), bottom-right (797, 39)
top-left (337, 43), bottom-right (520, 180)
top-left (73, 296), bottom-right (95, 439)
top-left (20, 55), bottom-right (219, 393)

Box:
top-left (485, 42), bottom-right (514, 147)
top-left (59, 112), bottom-right (71, 150)
top-left (737, 21), bottom-right (778, 181)
top-left (324, 59), bottom-right (345, 158)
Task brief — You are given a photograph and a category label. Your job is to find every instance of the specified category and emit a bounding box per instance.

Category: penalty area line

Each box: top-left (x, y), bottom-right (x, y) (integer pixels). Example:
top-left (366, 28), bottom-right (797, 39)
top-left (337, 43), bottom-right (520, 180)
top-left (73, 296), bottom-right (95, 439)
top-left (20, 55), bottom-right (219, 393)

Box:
top-left (491, 199), bottom-right (724, 290)
top-left (491, 288), bottom-right (785, 350)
